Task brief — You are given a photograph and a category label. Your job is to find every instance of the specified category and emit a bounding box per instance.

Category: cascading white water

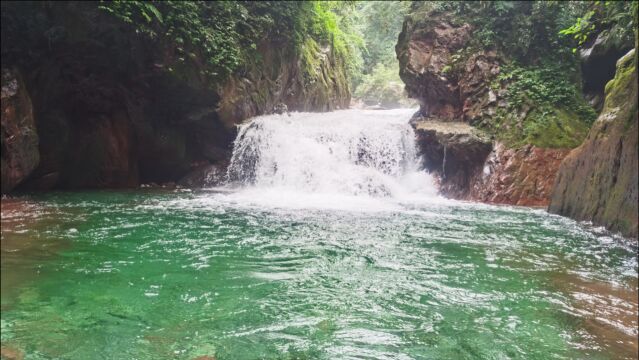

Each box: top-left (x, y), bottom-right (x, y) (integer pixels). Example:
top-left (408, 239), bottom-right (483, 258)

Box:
top-left (223, 108), bottom-right (438, 210)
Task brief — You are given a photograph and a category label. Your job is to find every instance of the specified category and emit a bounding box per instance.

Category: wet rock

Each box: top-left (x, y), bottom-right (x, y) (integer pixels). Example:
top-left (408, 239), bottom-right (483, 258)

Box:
top-left (19, 172), bottom-right (59, 191)
top-left (580, 29), bottom-right (634, 112)
top-left (178, 163), bottom-right (227, 188)
top-left (549, 49), bottom-right (638, 238)
top-left (272, 102), bottom-right (288, 115)
top-left (1, 68), bottom-right (39, 193)
top-left (216, 39), bottom-right (349, 127)
top-left (469, 143), bottom-right (571, 206)
top-left (398, 6), bottom-right (591, 207)
top-left (413, 119), bottom-right (571, 206)
top-left (0, 6), bottom-right (350, 193)
top-left (413, 120), bottom-right (492, 197)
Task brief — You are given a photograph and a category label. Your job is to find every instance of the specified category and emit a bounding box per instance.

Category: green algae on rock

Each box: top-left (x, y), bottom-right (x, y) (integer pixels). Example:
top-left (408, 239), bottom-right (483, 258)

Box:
top-left (549, 49), bottom-right (638, 238)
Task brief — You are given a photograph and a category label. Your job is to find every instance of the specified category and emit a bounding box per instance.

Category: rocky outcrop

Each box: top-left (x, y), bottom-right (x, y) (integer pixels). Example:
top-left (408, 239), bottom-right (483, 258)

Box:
top-left (580, 28), bottom-right (634, 112)
top-left (1, 68), bottom-right (39, 193)
top-left (396, 12), bottom-right (471, 120)
top-left (412, 120), bottom-right (568, 206)
top-left (549, 49), bottom-right (638, 238)
top-left (470, 143), bottom-right (571, 206)
top-left (413, 119), bottom-right (492, 198)
top-left (217, 39), bottom-right (349, 127)
top-left (398, 6), bottom-right (591, 206)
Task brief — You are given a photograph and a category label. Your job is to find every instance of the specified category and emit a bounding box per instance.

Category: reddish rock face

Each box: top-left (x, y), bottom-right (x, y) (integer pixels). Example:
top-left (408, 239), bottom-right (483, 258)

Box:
top-left (469, 143), bottom-right (571, 207)
top-left (1, 68), bottom-right (39, 193)
top-left (396, 14), bottom-right (471, 120)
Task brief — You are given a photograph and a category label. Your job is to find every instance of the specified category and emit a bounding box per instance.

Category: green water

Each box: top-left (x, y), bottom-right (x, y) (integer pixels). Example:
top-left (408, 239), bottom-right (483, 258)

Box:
top-left (1, 190), bottom-right (637, 359)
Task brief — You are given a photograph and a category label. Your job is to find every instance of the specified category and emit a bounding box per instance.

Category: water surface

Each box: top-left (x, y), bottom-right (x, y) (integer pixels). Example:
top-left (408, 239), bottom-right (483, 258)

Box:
top-left (1, 191), bottom-right (637, 359)
top-left (2, 109), bottom-right (637, 359)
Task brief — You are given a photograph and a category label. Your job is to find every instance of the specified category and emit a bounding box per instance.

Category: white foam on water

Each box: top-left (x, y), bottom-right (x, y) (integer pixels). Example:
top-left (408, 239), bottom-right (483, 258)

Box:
top-left (222, 108), bottom-right (443, 211)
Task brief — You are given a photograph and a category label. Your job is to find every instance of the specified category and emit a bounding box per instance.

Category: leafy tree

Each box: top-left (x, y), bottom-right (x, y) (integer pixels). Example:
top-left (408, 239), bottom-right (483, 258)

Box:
top-left (558, 1), bottom-right (636, 53)
top-left (1, 1), bottom-right (364, 87)
top-left (350, 1), bottom-right (412, 105)
top-left (354, 63), bottom-right (415, 107)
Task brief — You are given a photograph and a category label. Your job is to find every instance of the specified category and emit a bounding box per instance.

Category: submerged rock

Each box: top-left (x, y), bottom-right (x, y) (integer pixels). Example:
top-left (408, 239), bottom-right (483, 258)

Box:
top-left (0, 345), bottom-right (24, 360)
top-left (549, 49), bottom-right (638, 238)
top-left (1, 68), bottom-right (39, 193)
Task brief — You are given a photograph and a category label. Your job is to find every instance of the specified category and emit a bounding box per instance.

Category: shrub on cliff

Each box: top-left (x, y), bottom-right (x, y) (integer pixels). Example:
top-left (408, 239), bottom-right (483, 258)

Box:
top-left (0, 1), bottom-right (361, 87)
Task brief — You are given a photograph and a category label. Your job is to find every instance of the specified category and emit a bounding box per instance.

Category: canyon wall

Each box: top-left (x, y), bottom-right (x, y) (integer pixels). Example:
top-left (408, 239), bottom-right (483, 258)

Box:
top-left (549, 49), bottom-right (638, 238)
top-left (0, 2), bottom-right (349, 193)
top-left (397, 3), bottom-right (604, 207)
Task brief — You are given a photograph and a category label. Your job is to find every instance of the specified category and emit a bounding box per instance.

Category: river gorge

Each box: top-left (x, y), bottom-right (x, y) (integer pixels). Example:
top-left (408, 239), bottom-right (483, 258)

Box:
top-left (2, 109), bottom-right (637, 359)
top-left (2, 2), bottom-right (638, 359)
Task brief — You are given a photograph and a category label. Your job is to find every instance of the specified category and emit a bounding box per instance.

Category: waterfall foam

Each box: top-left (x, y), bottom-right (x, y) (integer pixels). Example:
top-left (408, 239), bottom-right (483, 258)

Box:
top-left (224, 108), bottom-right (440, 210)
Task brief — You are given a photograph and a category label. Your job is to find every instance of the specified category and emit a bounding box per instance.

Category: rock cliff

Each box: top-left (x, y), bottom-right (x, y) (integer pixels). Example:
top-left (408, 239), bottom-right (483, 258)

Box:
top-left (413, 120), bottom-right (569, 206)
top-left (413, 120), bottom-right (492, 199)
top-left (0, 3), bottom-right (350, 192)
top-left (549, 49), bottom-right (638, 238)
top-left (398, 4), bottom-right (595, 206)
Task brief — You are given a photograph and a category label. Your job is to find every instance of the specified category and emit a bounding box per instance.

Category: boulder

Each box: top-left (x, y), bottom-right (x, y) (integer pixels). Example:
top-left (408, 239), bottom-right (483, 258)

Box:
top-left (396, 12), bottom-right (471, 120)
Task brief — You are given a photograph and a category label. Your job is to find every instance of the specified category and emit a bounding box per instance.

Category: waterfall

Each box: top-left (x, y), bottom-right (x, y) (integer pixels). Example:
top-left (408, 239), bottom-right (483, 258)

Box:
top-left (442, 145), bottom-right (447, 180)
top-left (225, 108), bottom-right (438, 208)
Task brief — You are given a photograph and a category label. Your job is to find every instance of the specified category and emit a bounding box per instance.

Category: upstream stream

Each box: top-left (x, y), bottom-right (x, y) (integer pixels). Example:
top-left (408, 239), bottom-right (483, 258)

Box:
top-left (1, 109), bottom-right (637, 359)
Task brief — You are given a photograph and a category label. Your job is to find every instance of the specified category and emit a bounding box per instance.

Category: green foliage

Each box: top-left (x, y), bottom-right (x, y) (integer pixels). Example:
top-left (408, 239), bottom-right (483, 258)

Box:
top-left (559, 1), bottom-right (636, 53)
top-left (409, 1), bottom-right (603, 148)
top-left (97, 1), bottom-right (285, 80)
top-left (417, 1), bottom-right (579, 64)
top-left (354, 63), bottom-right (415, 107)
top-left (558, 10), bottom-right (596, 52)
top-left (353, 2), bottom-right (411, 79)
top-left (520, 108), bottom-right (590, 148)
top-left (349, 1), bottom-right (411, 102)
top-left (306, 2), bottom-right (364, 82)
top-left (482, 63), bottom-right (596, 148)
top-left (2, 1), bottom-right (360, 86)
top-left (496, 64), bottom-right (596, 122)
